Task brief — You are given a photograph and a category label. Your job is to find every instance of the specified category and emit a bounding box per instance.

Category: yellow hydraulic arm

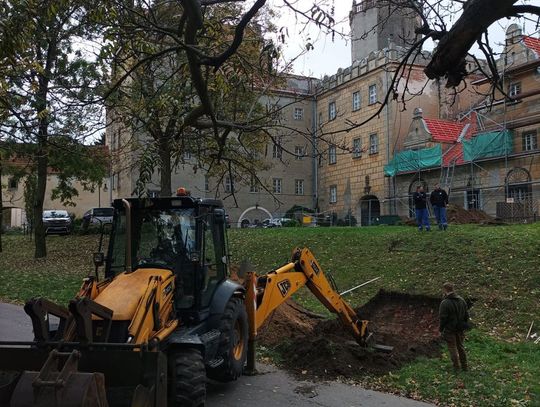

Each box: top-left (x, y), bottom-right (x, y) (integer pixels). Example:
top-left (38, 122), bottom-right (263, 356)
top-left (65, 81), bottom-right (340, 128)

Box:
top-left (244, 247), bottom-right (372, 372)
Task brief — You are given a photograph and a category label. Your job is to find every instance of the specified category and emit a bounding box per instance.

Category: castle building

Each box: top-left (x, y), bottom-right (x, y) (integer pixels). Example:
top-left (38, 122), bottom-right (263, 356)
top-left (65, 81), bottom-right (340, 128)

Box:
top-left (103, 1), bottom-right (538, 226)
top-left (389, 25), bottom-right (540, 222)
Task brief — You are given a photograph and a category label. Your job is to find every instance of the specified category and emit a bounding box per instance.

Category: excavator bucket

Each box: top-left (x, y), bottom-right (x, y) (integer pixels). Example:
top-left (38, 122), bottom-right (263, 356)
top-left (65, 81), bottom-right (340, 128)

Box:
top-left (10, 350), bottom-right (108, 407)
top-left (0, 346), bottom-right (167, 407)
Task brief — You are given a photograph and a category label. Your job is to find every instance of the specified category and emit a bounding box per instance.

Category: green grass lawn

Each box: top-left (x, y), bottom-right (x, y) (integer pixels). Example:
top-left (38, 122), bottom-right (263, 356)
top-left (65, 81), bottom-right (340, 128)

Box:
top-left (1, 224), bottom-right (539, 406)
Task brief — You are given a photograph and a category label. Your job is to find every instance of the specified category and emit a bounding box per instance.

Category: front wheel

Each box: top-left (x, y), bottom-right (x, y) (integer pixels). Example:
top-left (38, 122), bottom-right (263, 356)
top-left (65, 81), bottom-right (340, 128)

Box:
top-left (168, 347), bottom-right (206, 407)
top-left (207, 297), bottom-right (248, 382)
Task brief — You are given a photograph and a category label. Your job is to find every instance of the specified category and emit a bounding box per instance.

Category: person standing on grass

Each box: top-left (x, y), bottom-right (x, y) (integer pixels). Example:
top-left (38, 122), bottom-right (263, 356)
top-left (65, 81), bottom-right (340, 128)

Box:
top-left (413, 185), bottom-right (430, 231)
top-left (439, 282), bottom-right (470, 372)
top-left (430, 183), bottom-right (449, 231)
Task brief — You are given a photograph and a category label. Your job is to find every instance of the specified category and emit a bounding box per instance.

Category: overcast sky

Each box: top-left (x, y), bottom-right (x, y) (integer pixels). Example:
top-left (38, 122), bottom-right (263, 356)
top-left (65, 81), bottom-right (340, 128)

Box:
top-left (270, 0), bottom-right (539, 78)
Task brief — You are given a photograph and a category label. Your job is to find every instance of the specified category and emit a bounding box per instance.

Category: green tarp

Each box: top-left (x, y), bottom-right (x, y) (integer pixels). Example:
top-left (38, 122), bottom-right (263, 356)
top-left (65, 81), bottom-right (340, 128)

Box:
top-left (462, 130), bottom-right (513, 161)
top-left (384, 145), bottom-right (442, 177)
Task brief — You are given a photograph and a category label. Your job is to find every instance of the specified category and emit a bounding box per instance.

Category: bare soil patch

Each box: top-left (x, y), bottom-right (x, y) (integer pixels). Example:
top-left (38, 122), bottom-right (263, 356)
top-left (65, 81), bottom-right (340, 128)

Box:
top-left (258, 290), bottom-right (442, 380)
top-left (446, 204), bottom-right (493, 224)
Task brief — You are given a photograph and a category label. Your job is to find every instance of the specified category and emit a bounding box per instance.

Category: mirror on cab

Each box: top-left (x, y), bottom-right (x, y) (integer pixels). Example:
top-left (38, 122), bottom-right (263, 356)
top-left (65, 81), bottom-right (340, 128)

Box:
top-left (93, 252), bottom-right (105, 268)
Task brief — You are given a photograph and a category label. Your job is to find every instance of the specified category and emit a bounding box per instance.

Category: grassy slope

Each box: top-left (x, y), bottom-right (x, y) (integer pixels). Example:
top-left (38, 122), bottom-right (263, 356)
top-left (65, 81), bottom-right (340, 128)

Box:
top-left (228, 225), bottom-right (540, 406)
top-left (1, 225), bottom-right (539, 405)
top-left (0, 234), bottom-right (100, 304)
top-left (228, 225), bottom-right (540, 339)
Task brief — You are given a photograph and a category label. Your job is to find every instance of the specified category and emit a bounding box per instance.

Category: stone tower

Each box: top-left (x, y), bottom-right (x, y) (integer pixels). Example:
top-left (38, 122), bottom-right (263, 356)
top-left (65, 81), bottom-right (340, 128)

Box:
top-left (350, 0), bottom-right (420, 63)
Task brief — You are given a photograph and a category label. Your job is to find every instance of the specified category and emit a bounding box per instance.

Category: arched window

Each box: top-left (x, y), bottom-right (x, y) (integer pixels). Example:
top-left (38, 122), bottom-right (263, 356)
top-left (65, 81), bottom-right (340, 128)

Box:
top-left (505, 168), bottom-right (532, 203)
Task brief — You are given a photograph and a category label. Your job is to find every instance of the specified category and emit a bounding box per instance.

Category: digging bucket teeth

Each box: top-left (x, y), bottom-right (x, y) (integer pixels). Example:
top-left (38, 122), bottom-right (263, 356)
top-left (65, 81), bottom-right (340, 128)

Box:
top-left (356, 323), bottom-right (394, 353)
top-left (371, 343), bottom-right (394, 353)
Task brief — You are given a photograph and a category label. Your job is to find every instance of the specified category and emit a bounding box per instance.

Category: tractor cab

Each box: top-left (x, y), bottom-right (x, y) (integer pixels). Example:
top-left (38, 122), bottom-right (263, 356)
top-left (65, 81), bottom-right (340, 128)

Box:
top-left (105, 194), bottom-right (230, 321)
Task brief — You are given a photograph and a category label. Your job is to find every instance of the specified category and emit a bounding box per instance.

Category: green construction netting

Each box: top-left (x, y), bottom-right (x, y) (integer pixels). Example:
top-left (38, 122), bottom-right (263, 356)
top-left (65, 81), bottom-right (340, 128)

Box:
top-left (384, 144), bottom-right (442, 177)
top-left (462, 130), bottom-right (513, 161)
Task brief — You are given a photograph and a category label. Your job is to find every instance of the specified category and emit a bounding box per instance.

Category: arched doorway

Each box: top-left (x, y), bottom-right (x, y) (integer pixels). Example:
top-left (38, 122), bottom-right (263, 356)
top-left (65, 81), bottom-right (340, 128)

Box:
top-left (237, 206), bottom-right (273, 228)
top-left (408, 178), bottom-right (428, 218)
top-left (505, 168), bottom-right (533, 219)
top-left (506, 168), bottom-right (532, 202)
top-left (357, 195), bottom-right (380, 226)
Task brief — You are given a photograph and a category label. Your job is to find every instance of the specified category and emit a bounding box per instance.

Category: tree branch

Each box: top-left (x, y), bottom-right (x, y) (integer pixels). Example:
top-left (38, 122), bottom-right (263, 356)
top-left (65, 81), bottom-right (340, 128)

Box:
top-left (200, 0), bottom-right (266, 70)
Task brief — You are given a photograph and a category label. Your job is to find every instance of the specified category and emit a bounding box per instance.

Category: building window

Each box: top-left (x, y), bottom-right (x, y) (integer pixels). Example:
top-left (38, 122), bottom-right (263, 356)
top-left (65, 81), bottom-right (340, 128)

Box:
top-left (116, 130), bottom-right (121, 150)
top-left (352, 91), bottom-right (361, 111)
top-left (250, 176), bottom-right (259, 193)
top-left (328, 102), bottom-right (336, 121)
top-left (509, 82), bottom-right (521, 97)
top-left (295, 179), bottom-right (304, 195)
top-left (329, 185), bottom-right (337, 204)
top-left (522, 131), bottom-right (538, 151)
top-left (204, 176), bottom-right (210, 192)
top-left (293, 107), bottom-right (304, 120)
top-left (368, 84), bottom-right (377, 105)
top-left (272, 178), bottom-right (282, 194)
top-left (8, 178), bottom-right (18, 190)
top-left (328, 145), bottom-right (337, 165)
top-left (318, 112), bottom-right (323, 127)
top-left (112, 173), bottom-right (120, 191)
top-left (272, 138), bottom-right (283, 159)
top-left (294, 146), bottom-right (304, 160)
top-left (224, 176), bottom-right (233, 193)
top-left (466, 189), bottom-right (481, 210)
top-left (183, 150), bottom-right (191, 160)
top-left (352, 138), bottom-right (362, 159)
top-left (369, 133), bottom-right (378, 154)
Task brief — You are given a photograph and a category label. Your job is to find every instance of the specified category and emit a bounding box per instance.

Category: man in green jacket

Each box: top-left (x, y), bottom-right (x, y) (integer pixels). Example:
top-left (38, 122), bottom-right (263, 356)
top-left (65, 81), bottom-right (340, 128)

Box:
top-left (439, 282), bottom-right (470, 371)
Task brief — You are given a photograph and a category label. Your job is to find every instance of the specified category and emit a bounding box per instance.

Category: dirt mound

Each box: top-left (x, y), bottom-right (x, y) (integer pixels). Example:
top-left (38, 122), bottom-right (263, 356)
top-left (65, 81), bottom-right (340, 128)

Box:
top-left (258, 300), bottom-right (321, 347)
top-left (447, 204), bottom-right (493, 224)
top-left (258, 290), bottom-right (442, 380)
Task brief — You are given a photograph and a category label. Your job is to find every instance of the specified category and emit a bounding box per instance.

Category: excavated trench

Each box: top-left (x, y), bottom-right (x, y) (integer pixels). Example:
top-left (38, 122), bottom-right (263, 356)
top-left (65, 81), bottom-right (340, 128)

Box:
top-left (258, 290), bottom-right (443, 380)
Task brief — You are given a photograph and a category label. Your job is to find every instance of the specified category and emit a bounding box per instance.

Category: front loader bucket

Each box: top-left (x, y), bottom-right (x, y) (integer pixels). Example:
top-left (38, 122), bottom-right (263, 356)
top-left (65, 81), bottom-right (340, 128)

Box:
top-left (0, 346), bottom-right (167, 407)
top-left (10, 350), bottom-right (108, 407)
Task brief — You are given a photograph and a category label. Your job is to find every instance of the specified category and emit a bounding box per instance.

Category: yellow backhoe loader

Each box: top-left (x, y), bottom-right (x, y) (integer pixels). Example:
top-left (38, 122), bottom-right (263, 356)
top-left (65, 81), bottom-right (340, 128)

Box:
top-left (0, 190), bottom-right (389, 407)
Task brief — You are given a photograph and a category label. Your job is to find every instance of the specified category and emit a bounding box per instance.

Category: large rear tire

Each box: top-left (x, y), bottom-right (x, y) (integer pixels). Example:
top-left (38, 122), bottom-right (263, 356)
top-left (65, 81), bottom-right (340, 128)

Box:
top-left (169, 347), bottom-right (206, 407)
top-left (207, 297), bottom-right (248, 382)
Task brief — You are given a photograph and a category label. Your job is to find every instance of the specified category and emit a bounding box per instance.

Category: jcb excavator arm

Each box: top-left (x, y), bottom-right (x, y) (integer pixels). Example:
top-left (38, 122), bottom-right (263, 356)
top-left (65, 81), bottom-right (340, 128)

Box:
top-left (244, 247), bottom-right (376, 373)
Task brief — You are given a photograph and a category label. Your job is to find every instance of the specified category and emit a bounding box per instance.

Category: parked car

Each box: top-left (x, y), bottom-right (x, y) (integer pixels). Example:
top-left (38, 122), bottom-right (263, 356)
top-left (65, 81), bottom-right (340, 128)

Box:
top-left (42, 210), bottom-right (73, 235)
top-left (261, 218), bottom-right (293, 228)
top-left (82, 207), bottom-right (114, 230)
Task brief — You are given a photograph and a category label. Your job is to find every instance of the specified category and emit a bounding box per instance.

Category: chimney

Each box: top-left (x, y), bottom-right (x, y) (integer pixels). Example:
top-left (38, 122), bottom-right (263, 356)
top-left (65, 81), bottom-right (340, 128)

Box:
top-left (506, 24), bottom-right (522, 45)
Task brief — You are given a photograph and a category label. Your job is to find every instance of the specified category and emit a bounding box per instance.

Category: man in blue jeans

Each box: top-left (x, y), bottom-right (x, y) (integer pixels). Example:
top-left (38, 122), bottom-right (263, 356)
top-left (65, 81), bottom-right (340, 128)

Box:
top-left (430, 183), bottom-right (449, 230)
top-left (413, 185), bottom-right (430, 231)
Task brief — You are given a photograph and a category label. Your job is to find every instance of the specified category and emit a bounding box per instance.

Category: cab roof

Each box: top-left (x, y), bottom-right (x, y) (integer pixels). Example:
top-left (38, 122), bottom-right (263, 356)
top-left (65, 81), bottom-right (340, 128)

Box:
top-left (112, 196), bottom-right (223, 210)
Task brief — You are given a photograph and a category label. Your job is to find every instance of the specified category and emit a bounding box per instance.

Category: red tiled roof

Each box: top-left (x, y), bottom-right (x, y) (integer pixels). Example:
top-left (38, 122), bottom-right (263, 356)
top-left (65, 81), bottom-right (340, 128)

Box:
top-left (442, 143), bottom-right (464, 166)
top-left (423, 118), bottom-right (466, 143)
top-left (523, 36), bottom-right (540, 57)
top-left (428, 112), bottom-right (477, 166)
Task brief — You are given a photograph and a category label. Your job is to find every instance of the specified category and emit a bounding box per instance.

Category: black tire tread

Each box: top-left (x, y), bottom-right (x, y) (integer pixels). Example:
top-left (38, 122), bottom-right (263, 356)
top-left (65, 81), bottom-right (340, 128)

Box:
top-left (171, 348), bottom-right (206, 407)
top-left (206, 297), bottom-right (248, 382)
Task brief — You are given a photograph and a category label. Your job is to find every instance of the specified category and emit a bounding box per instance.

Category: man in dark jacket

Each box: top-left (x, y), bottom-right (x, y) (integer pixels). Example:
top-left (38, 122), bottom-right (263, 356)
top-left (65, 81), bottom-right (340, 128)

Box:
top-left (430, 183), bottom-right (449, 231)
top-left (439, 282), bottom-right (470, 372)
top-left (413, 185), bottom-right (430, 231)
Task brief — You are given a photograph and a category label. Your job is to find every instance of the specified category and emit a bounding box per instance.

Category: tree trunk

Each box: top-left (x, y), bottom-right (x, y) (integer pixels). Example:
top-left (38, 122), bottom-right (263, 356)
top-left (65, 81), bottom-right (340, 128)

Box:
top-left (33, 137), bottom-right (48, 258)
top-left (158, 136), bottom-right (172, 197)
top-left (33, 72), bottom-right (51, 258)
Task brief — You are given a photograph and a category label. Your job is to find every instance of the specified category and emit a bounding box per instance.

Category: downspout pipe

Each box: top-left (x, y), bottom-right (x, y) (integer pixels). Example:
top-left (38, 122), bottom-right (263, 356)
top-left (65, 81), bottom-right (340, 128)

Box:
top-left (122, 199), bottom-right (132, 273)
top-left (312, 87), bottom-right (318, 211)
